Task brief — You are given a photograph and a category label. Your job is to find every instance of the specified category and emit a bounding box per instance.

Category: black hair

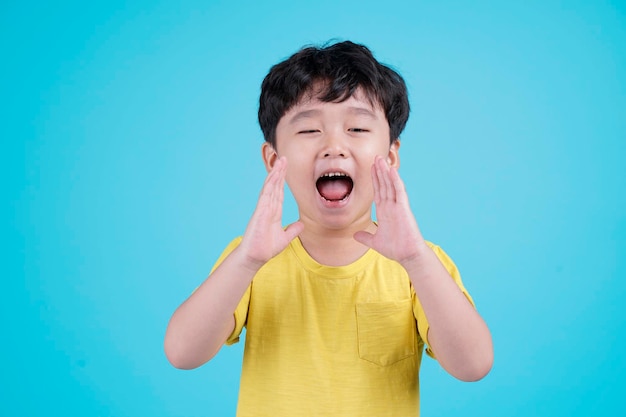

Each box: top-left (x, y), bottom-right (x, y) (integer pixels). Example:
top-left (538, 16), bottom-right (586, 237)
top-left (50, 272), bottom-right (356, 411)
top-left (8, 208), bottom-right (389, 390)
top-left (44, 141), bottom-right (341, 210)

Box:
top-left (258, 40), bottom-right (410, 147)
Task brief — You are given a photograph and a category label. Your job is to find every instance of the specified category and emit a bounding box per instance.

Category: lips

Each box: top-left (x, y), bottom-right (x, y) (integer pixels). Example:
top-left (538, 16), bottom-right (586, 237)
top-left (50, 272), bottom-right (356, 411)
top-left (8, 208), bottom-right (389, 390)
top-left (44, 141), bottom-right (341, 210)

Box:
top-left (316, 171), bottom-right (354, 201)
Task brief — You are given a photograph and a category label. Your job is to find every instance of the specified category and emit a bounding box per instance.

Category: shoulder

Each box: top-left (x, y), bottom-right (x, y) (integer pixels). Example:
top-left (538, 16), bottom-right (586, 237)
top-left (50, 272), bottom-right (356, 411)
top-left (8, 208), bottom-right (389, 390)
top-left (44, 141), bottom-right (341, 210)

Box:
top-left (209, 236), bottom-right (243, 273)
top-left (425, 241), bottom-right (456, 267)
top-left (423, 241), bottom-right (463, 283)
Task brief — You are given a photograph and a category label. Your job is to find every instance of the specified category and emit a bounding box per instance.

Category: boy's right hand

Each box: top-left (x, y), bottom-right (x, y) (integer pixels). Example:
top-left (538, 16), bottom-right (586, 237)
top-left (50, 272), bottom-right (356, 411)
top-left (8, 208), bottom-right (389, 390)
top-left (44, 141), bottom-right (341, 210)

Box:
top-left (238, 156), bottom-right (304, 270)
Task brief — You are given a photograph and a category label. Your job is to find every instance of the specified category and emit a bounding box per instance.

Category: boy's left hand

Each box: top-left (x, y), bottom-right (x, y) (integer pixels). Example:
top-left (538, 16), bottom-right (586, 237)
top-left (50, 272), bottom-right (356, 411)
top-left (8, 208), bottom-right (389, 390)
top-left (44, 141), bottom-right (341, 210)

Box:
top-left (354, 156), bottom-right (428, 265)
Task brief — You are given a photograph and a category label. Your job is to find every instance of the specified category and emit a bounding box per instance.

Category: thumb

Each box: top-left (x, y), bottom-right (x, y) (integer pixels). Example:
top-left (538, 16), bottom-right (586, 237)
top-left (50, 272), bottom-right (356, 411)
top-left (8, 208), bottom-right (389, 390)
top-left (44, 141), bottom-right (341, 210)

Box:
top-left (353, 231), bottom-right (375, 248)
top-left (284, 221), bottom-right (304, 242)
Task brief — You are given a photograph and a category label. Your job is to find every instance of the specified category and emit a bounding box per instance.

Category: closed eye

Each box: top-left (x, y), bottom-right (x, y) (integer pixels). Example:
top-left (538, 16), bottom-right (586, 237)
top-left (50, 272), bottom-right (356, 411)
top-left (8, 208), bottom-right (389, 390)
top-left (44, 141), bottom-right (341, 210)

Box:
top-left (298, 129), bottom-right (320, 134)
top-left (348, 128), bottom-right (369, 133)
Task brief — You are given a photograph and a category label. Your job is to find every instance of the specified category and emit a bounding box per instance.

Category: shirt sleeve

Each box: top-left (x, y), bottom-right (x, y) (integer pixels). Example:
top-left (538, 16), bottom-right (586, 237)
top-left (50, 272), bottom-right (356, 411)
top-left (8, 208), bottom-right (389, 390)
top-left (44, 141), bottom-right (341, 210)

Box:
top-left (207, 237), bottom-right (251, 346)
top-left (412, 242), bottom-right (475, 359)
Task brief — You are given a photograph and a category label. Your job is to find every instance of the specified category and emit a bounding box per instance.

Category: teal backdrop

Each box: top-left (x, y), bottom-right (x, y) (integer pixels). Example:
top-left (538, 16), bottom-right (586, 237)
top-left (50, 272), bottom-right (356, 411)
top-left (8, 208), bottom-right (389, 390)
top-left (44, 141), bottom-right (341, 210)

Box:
top-left (2, 1), bottom-right (625, 416)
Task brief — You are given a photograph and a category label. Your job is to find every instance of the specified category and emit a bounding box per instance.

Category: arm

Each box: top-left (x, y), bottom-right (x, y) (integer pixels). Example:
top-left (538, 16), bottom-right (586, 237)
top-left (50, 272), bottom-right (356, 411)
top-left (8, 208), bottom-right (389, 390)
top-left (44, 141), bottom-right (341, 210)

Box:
top-left (164, 157), bottom-right (303, 369)
top-left (354, 156), bottom-right (493, 381)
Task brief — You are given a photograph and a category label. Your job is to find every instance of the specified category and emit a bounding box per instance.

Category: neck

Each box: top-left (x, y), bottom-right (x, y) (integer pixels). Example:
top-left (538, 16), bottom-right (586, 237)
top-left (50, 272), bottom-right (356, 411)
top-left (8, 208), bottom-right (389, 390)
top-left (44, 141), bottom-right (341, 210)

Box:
top-left (297, 218), bottom-right (377, 267)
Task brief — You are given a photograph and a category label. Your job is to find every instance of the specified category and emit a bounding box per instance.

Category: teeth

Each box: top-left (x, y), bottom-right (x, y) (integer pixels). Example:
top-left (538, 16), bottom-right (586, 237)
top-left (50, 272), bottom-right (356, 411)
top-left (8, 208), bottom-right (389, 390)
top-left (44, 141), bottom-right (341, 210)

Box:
top-left (321, 172), bottom-right (347, 178)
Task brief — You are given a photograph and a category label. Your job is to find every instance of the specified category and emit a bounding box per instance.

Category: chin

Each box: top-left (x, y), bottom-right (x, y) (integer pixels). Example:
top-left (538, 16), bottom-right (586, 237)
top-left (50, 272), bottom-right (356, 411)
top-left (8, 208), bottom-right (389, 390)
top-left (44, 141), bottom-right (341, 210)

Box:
top-left (315, 209), bottom-right (373, 232)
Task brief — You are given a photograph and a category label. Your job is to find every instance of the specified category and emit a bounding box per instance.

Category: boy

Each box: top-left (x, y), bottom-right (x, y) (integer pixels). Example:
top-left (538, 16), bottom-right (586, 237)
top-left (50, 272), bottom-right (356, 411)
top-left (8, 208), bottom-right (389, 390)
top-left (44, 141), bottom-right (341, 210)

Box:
top-left (164, 41), bottom-right (493, 416)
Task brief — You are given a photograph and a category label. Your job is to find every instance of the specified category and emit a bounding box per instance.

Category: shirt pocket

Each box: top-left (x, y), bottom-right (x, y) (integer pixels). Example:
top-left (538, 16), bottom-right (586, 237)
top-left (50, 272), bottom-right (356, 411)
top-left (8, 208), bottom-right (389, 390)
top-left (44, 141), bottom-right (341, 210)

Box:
top-left (355, 299), bottom-right (416, 366)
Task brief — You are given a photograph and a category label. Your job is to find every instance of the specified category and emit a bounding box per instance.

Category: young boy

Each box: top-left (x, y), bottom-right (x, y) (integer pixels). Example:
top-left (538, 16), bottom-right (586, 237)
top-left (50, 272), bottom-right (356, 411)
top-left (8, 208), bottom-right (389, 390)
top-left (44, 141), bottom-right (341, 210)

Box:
top-left (165, 41), bottom-right (493, 416)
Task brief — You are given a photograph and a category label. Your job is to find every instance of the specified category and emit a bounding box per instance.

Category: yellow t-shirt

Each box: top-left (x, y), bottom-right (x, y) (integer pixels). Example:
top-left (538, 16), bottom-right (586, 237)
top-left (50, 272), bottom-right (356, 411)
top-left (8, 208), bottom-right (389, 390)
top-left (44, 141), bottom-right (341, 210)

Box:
top-left (212, 237), bottom-right (474, 417)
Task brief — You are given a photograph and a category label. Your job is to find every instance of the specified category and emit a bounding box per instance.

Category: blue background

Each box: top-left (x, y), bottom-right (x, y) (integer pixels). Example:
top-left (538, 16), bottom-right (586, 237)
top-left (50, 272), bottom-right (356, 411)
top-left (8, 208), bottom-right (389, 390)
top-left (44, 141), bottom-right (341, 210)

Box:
top-left (2, 1), bottom-right (625, 416)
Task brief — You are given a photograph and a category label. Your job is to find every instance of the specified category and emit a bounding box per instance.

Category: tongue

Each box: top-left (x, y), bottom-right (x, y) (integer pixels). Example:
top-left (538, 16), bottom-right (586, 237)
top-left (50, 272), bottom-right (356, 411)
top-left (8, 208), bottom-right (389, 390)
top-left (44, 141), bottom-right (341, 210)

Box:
top-left (318, 178), bottom-right (351, 201)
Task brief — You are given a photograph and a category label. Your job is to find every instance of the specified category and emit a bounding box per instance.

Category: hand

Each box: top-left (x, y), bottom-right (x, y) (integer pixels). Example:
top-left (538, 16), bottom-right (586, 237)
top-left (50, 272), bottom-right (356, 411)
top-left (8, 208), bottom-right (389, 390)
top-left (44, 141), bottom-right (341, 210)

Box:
top-left (238, 157), bottom-right (304, 268)
top-left (354, 156), bottom-right (427, 265)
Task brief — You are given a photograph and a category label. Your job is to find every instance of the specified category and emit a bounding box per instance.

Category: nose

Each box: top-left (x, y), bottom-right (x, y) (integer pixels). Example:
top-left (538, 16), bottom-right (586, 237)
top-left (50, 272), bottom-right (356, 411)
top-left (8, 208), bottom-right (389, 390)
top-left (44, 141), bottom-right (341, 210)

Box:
top-left (320, 131), bottom-right (348, 158)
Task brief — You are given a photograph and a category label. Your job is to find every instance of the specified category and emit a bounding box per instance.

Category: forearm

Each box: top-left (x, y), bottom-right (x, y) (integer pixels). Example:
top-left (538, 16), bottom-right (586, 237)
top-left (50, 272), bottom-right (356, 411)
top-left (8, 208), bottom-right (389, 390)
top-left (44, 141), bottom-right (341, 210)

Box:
top-left (164, 247), bottom-right (259, 369)
top-left (164, 157), bottom-right (303, 369)
top-left (402, 245), bottom-right (493, 382)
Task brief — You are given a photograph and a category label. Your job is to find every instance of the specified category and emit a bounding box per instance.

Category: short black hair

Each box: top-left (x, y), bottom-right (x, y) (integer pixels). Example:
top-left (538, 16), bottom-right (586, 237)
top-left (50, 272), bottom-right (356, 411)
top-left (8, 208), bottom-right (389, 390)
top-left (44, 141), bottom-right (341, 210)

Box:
top-left (258, 40), bottom-right (410, 147)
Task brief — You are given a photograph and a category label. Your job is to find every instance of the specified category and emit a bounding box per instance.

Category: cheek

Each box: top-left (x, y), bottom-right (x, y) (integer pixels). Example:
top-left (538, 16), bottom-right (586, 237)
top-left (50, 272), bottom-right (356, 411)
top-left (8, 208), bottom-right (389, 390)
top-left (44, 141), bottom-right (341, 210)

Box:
top-left (361, 176), bottom-right (375, 197)
top-left (280, 142), bottom-right (310, 165)
top-left (282, 147), bottom-right (315, 183)
top-left (284, 169), bottom-right (310, 197)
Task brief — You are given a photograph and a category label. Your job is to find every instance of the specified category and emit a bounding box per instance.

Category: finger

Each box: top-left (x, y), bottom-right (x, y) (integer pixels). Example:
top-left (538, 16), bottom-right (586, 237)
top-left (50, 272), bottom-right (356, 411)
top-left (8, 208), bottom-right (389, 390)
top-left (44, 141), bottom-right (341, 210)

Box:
top-left (273, 157), bottom-right (286, 203)
top-left (284, 221), bottom-right (304, 242)
top-left (353, 230), bottom-right (375, 248)
top-left (262, 157), bottom-right (286, 200)
top-left (372, 156), bottom-right (385, 201)
top-left (263, 156), bottom-right (286, 189)
top-left (377, 156), bottom-right (393, 201)
top-left (256, 158), bottom-right (286, 222)
top-left (371, 161), bottom-right (381, 205)
top-left (389, 166), bottom-right (408, 204)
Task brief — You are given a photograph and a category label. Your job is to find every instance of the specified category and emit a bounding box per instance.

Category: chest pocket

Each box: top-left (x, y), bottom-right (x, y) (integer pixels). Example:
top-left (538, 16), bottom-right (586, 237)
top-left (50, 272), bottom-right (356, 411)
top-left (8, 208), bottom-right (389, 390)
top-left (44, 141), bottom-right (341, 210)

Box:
top-left (356, 299), bottom-right (416, 366)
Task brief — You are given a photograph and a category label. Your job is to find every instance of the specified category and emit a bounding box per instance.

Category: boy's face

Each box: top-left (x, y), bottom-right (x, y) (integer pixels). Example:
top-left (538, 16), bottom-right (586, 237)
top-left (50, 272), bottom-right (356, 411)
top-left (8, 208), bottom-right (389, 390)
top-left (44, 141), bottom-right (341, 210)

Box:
top-left (263, 89), bottom-right (400, 231)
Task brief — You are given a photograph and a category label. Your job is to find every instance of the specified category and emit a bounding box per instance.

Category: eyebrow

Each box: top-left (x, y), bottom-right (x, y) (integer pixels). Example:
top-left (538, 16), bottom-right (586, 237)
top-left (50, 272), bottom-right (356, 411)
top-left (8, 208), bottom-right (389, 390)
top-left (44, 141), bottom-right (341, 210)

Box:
top-left (287, 109), bottom-right (321, 125)
top-left (287, 106), bottom-right (378, 125)
top-left (347, 106), bottom-right (378, 119)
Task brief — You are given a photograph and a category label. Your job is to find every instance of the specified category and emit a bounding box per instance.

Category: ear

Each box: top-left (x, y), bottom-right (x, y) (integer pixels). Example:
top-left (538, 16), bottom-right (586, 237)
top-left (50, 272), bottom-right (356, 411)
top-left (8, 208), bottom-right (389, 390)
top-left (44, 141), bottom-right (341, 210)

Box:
top-left (262, 142), bottom-right (279, 173)
top-left (386, 140), bottom-right (400, 168)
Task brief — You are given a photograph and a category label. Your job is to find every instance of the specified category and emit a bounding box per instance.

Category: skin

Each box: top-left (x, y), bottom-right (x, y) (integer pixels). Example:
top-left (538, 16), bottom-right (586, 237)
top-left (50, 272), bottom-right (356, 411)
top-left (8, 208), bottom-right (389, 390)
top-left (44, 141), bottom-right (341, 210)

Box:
top-left (262, 92), bottom-right (399, 266)
top-left (164, 92), bottom-right (493, 381)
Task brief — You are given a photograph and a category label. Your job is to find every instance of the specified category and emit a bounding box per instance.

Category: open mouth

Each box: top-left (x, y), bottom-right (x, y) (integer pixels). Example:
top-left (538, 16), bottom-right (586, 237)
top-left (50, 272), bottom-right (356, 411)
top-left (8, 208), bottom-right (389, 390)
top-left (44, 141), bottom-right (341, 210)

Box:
top-left (316, 172), bottom-right (354, 202)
